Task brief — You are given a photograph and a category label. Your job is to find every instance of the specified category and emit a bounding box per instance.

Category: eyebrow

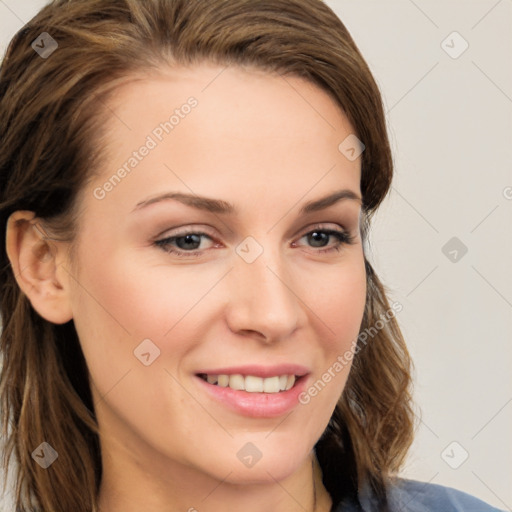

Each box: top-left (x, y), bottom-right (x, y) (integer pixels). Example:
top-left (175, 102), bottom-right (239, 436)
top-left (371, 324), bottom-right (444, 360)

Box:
top-left (131, 189), bottom-right (362, 215)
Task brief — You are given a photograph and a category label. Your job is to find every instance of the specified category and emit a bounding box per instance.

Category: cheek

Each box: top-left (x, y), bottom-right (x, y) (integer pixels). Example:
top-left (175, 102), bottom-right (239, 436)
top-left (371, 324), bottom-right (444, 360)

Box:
top-left (69, 244), bottom-right (221, 394)
top-left (308, 253), bottom-right (367, 351)
top-left (297, 254), bottom-right (366, 406)
top-left (72, 245), bottom-right (202, 337)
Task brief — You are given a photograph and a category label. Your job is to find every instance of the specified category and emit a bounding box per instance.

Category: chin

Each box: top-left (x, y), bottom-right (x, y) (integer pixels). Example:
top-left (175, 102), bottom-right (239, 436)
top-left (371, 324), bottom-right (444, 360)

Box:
top-left (224, 460), bottom-right (304, 485)
top-left (200, 435), bottom-right (312, 485)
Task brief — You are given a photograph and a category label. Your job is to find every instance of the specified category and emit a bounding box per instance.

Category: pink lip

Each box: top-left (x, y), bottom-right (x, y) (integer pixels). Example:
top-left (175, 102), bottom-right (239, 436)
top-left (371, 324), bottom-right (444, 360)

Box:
top-left (193, 365), bottom-right (311, 419)
top-left (194, 364), bottom-right (310, 378)
top-left (195, 375), bottom-right (309, 418)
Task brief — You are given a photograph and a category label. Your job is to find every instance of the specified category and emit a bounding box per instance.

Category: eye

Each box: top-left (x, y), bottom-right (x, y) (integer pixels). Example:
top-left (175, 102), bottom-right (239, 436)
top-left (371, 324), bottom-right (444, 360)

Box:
top-left (154, 230), bottom-right (216, 257)
top-left (154, 223), bottom-right (356, 258)
top-left (293, 224), bottom-right (356, 254)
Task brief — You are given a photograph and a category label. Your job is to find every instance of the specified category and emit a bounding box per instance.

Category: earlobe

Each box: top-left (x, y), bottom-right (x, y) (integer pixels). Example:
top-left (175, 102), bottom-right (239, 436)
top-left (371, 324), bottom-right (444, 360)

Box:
top-left (5, 210), bottom-right (73, 324)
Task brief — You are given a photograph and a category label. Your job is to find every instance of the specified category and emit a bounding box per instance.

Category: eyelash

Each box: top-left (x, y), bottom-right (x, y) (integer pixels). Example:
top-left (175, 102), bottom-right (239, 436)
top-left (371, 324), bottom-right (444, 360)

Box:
top-left (154, 224), bottom-right (356, 258)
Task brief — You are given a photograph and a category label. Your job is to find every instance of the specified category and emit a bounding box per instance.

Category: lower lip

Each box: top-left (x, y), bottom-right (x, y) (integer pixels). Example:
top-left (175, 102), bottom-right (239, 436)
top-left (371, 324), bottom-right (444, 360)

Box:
top-left (195, 375), bottom-right (309, 418)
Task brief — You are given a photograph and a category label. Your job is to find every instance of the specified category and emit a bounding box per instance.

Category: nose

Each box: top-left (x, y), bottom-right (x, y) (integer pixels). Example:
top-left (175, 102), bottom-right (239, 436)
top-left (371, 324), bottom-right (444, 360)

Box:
top-left (224, 246), bottom-right (304, 343)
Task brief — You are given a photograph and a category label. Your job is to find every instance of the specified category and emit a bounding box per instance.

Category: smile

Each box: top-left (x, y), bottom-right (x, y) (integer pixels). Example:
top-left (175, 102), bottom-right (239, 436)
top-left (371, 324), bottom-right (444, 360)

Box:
top-left (198, 373), bottom-right (296, 393)
top-left (194, 364), bottom-right (309, 417)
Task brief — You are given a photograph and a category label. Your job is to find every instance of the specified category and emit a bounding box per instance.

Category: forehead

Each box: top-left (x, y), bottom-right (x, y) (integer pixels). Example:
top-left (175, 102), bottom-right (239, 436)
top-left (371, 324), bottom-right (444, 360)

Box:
top-left (81, 63), bottom-right (362, 218)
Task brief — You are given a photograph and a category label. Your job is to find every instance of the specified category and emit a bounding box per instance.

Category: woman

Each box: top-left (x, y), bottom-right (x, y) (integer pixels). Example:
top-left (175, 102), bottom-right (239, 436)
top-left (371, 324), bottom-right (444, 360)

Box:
top-left (0, 1), bottom-right (504, 511)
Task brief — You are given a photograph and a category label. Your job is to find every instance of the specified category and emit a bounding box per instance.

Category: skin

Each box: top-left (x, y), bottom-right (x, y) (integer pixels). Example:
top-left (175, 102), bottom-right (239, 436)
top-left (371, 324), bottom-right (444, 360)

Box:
top-left (6, 63), bottom-right (367, 512)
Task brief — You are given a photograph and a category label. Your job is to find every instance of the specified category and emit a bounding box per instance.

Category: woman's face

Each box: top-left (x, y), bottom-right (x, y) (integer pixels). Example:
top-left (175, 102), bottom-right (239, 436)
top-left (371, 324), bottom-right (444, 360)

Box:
top-left (66, 64), bottom-right (366, 486)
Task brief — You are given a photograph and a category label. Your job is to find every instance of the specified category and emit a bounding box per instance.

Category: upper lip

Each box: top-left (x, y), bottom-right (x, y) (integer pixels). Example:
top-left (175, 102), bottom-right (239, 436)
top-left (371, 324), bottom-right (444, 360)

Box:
top-left (195, 364), bottom-right (310, 378)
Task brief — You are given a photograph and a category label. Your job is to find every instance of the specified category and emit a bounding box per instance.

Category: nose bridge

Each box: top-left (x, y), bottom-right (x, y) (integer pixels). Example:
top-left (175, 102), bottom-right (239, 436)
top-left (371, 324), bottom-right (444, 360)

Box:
top-left (226, 239), bottom-right (301, 340)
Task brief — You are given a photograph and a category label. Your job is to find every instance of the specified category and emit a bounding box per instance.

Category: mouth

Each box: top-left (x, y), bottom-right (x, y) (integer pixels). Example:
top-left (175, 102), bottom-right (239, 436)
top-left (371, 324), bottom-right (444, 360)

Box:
top-left (197, 373), bottom-right (299, 393)
top-left (194, 364), bottom-right (310, 417)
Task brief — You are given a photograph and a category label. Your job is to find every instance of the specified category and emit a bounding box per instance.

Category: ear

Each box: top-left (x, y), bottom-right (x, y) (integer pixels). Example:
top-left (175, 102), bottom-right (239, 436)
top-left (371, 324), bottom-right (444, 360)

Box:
top-left (5, 210), bottom-right (73, 324)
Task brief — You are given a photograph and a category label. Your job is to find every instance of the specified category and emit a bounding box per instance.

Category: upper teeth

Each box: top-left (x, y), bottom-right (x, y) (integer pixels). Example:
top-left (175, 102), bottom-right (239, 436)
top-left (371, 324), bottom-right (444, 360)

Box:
top-left (203, 374), bottom-right (295, 393)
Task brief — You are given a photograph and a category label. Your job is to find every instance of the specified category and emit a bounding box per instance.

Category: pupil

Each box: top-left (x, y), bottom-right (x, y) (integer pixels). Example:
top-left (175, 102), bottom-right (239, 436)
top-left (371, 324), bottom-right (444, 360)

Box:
top-left (309, 231), bottom-right (327, 247)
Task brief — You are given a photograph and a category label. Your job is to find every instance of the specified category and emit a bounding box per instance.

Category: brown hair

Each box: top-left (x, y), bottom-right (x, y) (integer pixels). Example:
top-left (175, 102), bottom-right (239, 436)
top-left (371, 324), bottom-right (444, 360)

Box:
top-left (0, 1), bottom-right (414, 510)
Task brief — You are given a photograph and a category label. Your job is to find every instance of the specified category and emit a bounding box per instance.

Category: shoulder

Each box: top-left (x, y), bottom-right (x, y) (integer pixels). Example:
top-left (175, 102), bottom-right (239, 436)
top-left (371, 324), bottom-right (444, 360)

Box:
top-left (379, 477), bottom-right (506, 512)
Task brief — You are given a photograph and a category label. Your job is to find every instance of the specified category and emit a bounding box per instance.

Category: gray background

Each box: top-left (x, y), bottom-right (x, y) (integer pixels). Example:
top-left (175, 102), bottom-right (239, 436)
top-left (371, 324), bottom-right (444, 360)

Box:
top-left (0, 0), bottom-right (511, 510)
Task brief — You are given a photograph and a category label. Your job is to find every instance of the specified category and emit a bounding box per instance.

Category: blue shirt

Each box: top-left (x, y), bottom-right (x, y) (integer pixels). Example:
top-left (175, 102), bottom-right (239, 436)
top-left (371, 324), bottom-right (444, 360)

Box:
top-left (332, 477), bottom-right (506, 511)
